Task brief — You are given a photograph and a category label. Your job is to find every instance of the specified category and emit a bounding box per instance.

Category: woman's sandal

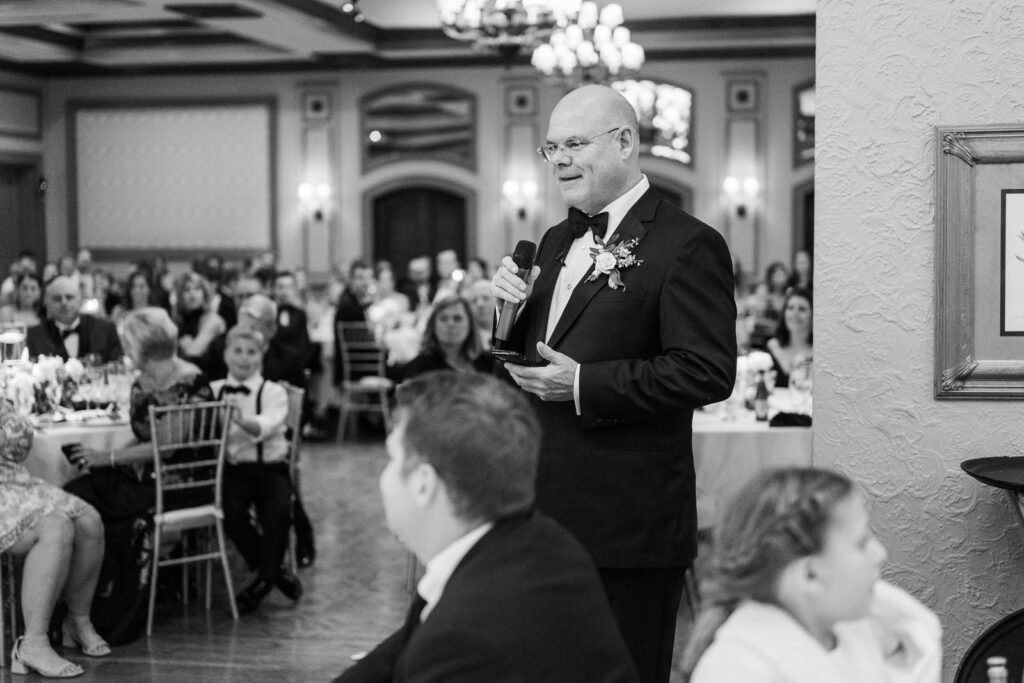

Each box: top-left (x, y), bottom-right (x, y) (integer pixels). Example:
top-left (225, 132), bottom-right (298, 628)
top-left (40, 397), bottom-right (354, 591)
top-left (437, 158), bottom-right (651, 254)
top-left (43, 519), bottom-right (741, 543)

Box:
top-left (62, 616), bottom-right (112, 657)
top-left (10, 636), bottom-right (84, 678)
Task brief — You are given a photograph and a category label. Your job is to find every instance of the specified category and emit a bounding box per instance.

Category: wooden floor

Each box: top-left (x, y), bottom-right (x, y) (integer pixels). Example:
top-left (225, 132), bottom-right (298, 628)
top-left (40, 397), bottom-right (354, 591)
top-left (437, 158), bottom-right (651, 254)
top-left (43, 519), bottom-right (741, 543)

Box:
top-left (2, 437), bottom-right (699, 682)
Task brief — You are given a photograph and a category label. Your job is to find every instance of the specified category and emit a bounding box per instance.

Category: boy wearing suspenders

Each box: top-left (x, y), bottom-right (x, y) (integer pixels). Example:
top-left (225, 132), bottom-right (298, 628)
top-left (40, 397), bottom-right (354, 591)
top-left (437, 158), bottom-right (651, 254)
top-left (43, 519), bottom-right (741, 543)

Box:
top-left (211, 325), bottom-right (302, 613)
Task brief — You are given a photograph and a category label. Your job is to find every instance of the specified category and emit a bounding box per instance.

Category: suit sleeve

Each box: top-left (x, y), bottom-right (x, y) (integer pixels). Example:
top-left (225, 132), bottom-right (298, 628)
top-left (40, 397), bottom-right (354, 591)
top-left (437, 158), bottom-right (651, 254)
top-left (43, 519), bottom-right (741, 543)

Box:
top-left (580, 224), bottom-right (737, 420)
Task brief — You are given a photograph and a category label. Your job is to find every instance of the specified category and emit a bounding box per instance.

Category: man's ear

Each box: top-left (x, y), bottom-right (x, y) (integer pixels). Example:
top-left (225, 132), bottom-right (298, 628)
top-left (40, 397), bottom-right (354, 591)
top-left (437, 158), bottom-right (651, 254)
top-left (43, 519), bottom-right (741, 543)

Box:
top-left (618, 126), bottom-right (637, 158)
top-left (409, 460), bottom-right (440, 507)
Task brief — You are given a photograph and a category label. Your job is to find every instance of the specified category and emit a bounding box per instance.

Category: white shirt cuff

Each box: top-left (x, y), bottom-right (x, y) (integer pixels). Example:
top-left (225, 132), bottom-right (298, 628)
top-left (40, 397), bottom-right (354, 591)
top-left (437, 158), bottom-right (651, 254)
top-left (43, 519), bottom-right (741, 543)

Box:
top-left (573, 364), bottom-right (581, 416)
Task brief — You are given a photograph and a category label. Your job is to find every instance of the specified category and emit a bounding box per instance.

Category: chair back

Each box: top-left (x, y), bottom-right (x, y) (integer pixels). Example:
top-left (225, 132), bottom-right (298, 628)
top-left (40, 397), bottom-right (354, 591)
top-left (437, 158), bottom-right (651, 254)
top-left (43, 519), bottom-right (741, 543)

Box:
top-left (338, 322), bottom-right (386, 383)
top-left (147, 401), bottom-right (233, 516)
top-left (278, 381), bottom-right (304, 461)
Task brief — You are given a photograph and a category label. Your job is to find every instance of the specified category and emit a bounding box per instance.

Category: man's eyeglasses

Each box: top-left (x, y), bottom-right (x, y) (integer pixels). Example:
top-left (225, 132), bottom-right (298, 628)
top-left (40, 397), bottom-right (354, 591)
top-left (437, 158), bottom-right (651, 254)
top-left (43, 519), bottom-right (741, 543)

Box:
top-left (535, 127), bottom-right (621, 162)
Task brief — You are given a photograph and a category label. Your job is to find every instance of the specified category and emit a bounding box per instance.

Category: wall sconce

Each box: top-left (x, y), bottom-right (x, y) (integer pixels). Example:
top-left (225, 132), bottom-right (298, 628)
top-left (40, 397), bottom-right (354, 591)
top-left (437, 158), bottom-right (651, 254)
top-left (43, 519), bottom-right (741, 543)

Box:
top-left (502, 179), bottom-right (539, 221)
top-left (722, 175), bottom-right (759, 218)
top-left (298, 181), bottom-right (332, 222)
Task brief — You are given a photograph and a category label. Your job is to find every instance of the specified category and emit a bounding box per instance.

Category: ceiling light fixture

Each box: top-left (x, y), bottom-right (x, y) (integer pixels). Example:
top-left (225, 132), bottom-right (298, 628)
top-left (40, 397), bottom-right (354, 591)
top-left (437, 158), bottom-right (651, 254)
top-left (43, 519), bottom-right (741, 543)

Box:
top-left (437, 0), bottom-right (574, 60)
top-left (531, 1), bottom-right (643, 86)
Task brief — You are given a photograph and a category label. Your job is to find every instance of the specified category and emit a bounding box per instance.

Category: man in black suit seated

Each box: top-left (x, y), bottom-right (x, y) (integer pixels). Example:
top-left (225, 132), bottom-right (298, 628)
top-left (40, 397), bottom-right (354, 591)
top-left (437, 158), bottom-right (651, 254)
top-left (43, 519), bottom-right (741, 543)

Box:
top-left (333, 371), bottom-right (638, 683)
top-left (395, 255), bottom-right (435, 314)
top-left (27, 275), bottom-right (122, 362)
top-left (332, 259), bottom-right (376, 384)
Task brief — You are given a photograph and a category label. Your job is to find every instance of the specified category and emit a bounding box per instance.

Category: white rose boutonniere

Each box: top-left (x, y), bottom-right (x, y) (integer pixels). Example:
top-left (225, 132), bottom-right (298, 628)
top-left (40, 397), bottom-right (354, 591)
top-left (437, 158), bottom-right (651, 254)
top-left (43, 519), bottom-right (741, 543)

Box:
top-left (586, 236), bottom-right (644, 291)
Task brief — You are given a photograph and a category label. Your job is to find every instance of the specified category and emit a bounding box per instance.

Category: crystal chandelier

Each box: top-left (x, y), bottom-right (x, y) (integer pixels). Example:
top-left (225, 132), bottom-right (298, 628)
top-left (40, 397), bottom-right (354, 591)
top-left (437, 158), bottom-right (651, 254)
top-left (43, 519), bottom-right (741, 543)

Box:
top-left (531, 2), bottom-right (644, 86)
top-left (437, 0), bottom-right (575, 59)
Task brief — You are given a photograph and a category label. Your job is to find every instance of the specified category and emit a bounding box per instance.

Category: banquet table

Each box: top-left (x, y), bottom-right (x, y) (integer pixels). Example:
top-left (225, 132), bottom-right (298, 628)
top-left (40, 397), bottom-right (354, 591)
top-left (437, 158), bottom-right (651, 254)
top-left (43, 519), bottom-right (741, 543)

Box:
top-left (25, 418), bottom-right (135, 487)
top-left (692, 408), bottom-right (813, 530)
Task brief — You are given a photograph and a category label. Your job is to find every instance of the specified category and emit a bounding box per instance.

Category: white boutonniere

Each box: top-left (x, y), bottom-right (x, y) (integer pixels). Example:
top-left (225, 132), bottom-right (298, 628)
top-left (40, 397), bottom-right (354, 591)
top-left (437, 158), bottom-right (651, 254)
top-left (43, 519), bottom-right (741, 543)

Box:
top-left (585, 236), bottom-right (643, 290)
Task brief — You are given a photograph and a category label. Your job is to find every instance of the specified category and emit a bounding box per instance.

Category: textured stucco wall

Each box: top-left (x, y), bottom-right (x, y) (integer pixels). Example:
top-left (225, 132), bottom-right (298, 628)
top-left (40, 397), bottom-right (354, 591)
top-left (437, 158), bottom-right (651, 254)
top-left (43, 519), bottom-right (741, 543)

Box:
top-left (817, 1), bottom-right (1024, 676)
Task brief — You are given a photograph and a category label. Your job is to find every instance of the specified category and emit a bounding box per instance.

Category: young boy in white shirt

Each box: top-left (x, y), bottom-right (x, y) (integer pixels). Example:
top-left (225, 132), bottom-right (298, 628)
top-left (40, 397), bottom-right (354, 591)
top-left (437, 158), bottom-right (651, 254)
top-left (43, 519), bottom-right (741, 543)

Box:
top-left (211, 325), bottom-right (302, 613)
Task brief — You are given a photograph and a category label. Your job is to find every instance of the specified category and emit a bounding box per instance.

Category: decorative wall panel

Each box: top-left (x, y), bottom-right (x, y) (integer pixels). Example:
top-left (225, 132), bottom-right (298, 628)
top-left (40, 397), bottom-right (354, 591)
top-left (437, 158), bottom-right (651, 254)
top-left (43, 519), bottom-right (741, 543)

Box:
top-left (70, 100), bottom-right (275, 255)
top-left (818, 0), bottom-right (1024, 676)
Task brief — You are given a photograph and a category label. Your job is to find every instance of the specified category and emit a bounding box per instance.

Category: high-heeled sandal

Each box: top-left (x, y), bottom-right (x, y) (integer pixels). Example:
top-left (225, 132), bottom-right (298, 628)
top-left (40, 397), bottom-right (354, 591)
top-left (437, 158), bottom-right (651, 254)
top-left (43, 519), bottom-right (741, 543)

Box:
top-left (62, 617), bottom-right (111, 657)
top-left (10, 636), bottom-right (84, 678)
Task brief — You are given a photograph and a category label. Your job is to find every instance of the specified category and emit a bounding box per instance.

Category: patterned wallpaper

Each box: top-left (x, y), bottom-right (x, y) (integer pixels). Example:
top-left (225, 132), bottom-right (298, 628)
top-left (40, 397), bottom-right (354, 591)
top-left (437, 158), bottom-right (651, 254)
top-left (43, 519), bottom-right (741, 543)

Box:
top-left (817, 0), bottom-right (1024, 677)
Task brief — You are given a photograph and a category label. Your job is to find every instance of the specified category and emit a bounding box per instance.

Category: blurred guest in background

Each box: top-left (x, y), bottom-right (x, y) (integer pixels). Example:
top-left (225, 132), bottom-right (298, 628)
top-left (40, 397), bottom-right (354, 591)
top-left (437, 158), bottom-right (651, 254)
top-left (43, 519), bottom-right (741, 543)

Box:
top-left (269, 270), bottom-right (312, 389)
top-left (462, 256), bottom-right (489, 290)
top-left (789, 250), bottom-right (813, 292)
top-left (397, 255), bottom-right (435, 314)
top-left (0, 250), bottom-right (38, 305)
top-left (433, 249), bottom-right (461, 300)
top-left (0, 271), bottom-right (44, 326)
top-left (40, 261), bottom-right (59, 286)
top-left (465, 279), bottom-right (495, 351)
top-left (402, 295), bottom-right (491, 380)
top-left (111, 270), bottom-right (160, 323)
top-left (27, 276), bottom-right (122, 362)
top-left (681, 467), bottom-right (940, 683)
top-left (766, 287), bottom-right (812, 389)
top-left (745, 261), bottom-right (791, 351)
top-left (174, 271), bottom-right (226, 375)
top-left (333, 259), bottom-right (376, 384)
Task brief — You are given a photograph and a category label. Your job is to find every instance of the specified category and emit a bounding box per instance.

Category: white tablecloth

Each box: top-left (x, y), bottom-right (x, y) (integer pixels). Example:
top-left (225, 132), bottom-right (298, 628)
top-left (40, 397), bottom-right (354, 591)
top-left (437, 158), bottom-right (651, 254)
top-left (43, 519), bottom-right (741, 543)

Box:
top-left (693, 410), bottom-right (812, 529)
top-left (25, 421), bottom-right (136, 487)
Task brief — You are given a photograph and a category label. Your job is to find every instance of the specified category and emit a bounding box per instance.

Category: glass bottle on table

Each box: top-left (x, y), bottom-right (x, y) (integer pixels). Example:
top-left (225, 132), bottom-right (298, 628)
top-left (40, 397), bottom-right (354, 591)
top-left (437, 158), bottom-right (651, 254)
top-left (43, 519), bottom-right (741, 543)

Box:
top-left (754, 370), bottom-right (769, 422)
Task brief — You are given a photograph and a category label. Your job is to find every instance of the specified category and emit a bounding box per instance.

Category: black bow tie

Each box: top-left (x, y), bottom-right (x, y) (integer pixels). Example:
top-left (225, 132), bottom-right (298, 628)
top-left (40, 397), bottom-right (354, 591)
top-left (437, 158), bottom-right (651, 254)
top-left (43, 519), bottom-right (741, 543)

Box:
top-left (567, 207), bottom-right (608, 239)
top-left (221, 385), bottom-right (251, 396)
top-left (60, 326), bottom-right (79, 340)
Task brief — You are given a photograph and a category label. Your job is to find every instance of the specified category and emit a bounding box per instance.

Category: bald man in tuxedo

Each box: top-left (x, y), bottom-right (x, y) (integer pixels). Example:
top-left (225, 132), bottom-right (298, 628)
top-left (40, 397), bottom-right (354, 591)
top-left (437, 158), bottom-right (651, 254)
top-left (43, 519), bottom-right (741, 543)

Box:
top-left (491, 85), bottom-right (736, 682)
top-left (27, 276), bottom-right (122, 363)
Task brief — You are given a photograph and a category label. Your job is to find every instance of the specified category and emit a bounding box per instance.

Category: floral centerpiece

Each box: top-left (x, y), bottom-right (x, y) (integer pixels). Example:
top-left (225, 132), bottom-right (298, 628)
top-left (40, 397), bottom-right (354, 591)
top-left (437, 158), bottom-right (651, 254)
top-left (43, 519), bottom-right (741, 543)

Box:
top-left (2, 355), bottom-right (85, 415)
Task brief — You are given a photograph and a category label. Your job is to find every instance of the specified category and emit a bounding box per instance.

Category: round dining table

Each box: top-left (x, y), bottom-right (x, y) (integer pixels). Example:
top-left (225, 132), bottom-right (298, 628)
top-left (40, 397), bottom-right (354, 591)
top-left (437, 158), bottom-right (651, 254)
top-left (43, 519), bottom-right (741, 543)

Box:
top-left (25, 417), bottom-right (136, 487)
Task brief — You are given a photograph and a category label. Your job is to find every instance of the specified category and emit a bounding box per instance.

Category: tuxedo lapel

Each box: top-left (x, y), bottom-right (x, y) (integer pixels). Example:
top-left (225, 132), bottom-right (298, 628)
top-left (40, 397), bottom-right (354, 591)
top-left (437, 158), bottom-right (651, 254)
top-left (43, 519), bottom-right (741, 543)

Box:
top-left (77, 316), bottom-right (93, 357)
top-left (545, 211), bottom-right (650, 350)
top-left (44, 320), bottom-right (70, 358)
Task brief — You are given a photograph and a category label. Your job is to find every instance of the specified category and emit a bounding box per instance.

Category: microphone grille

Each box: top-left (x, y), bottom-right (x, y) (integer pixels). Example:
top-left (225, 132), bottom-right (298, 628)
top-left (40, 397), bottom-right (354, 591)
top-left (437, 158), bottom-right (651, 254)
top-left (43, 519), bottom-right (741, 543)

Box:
top-left (511, 240), bottom-right (537, 268)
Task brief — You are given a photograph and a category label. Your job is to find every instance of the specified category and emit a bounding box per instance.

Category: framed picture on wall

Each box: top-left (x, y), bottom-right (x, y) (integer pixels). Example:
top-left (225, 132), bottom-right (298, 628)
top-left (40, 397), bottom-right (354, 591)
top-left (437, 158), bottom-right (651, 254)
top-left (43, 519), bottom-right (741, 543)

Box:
top-left (506, 86), bottom-right (537, 117)
top-left (935, 124), bottom-right (1024, 398)
top-left (793, 80), bottom-right (815, 168)
top-left (727, 82), bottom-right (758, 113)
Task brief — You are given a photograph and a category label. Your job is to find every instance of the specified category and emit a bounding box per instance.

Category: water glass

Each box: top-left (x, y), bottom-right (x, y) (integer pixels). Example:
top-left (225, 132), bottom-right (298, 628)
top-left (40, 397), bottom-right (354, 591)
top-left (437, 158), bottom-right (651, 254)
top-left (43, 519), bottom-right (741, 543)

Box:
top-left (0, 321), bottom-right (27, 363)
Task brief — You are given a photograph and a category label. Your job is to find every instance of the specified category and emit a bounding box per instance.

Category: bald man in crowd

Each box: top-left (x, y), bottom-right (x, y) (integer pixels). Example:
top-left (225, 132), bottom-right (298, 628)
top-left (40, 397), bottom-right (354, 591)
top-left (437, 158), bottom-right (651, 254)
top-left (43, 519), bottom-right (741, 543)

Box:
top-left (27, 275), bottom-right (122, 362)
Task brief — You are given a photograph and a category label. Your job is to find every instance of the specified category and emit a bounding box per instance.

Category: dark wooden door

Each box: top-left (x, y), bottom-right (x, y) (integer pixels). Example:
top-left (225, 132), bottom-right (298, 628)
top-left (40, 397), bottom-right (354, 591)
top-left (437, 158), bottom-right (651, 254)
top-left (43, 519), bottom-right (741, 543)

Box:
top-left (0, 161), bottom-right (46, 269)
top-left (372, 187), bottom-right (466, 274)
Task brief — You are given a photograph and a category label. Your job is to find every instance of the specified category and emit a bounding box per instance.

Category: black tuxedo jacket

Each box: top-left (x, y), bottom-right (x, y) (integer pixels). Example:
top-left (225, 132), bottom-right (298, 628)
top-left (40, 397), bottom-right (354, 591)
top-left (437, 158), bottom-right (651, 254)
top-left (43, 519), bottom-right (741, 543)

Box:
top-left (334, 512), bottom-right (637, 683)
top-left (26, 315), bottom-right (123, 363)
top-left (505, 189), bottom-right (737, 569)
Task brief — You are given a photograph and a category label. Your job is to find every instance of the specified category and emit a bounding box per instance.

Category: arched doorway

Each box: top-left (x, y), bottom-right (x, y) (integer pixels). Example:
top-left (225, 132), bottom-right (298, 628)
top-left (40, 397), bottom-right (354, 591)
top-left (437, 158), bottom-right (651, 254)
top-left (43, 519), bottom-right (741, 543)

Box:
top-left (371, 185), bottom-right (468, 276)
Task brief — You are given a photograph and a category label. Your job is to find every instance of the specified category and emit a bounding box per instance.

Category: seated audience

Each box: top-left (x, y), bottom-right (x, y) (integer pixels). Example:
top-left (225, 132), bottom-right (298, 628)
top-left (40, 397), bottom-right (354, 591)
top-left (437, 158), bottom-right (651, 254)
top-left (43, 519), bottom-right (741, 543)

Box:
top-left (40, 261), bottom-right (59, 286)
top-left (174, 271), bottom-right (226, 375)
top-left (0, 403), bottom-right (109, 678)
top-left (401, 295), bottom-right (491, 379)
top-left (26, 275), bottom-right (123, 362)
top-left (0, 271), bottom-right (44, 326)
top-left (461, 256), bottom-right (489, 291)
top-left (397, 255), bottom-right (435, 315)
top-left (745, 260), bottom-right (791, 350)
top-left (111, 269), bottom-right (159, 323)
top-left (465, 279), bottom-right (495, 351)
top-left (211, 326), bottom-right (302, 613)
top-left (789, 249), bottom-right (813, 292)
top-left (766, 287), bottom-right (813, 388)
top-left (0, 251), bottom-right (38, 306)
top-left (333, 260), bottom-right (376, 384)
top-left (433, 249), bottom-right (461, 300)
top-left (333, 371), bottom-right (638, 682)
top-left (682, 467), bottom-right (941, 683)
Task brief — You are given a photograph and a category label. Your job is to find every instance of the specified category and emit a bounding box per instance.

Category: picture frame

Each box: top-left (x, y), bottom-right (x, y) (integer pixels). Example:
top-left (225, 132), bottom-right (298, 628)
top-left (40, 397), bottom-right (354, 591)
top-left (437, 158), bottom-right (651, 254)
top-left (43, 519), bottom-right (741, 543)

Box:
top-left (792, 80), bottom-right (815, 168)
top-left (506, 86), bottom-right (537, 117)
top-left (935, 124), bottom-right (1024, 398)
top-left (727, 81), bottom-right (757, 113)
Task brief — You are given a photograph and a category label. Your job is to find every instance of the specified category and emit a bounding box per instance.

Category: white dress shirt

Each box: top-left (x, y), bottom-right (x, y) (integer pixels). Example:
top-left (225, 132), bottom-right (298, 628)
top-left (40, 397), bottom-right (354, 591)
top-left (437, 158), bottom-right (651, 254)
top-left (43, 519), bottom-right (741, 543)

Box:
top-left (209, 374), bottom-right (289, 464)
top-left (56, 318), bottom-right (82, 359)
top-left (545, 176), bottom-right (651, 415)
top-left (416, 521), bottom-right (493, 622)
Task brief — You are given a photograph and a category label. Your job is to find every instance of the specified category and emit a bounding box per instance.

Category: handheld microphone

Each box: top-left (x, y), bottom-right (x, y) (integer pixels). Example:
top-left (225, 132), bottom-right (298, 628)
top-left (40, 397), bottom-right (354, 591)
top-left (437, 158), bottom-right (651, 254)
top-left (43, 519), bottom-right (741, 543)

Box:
top-left (493, 239), bottom-right (537, 348)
